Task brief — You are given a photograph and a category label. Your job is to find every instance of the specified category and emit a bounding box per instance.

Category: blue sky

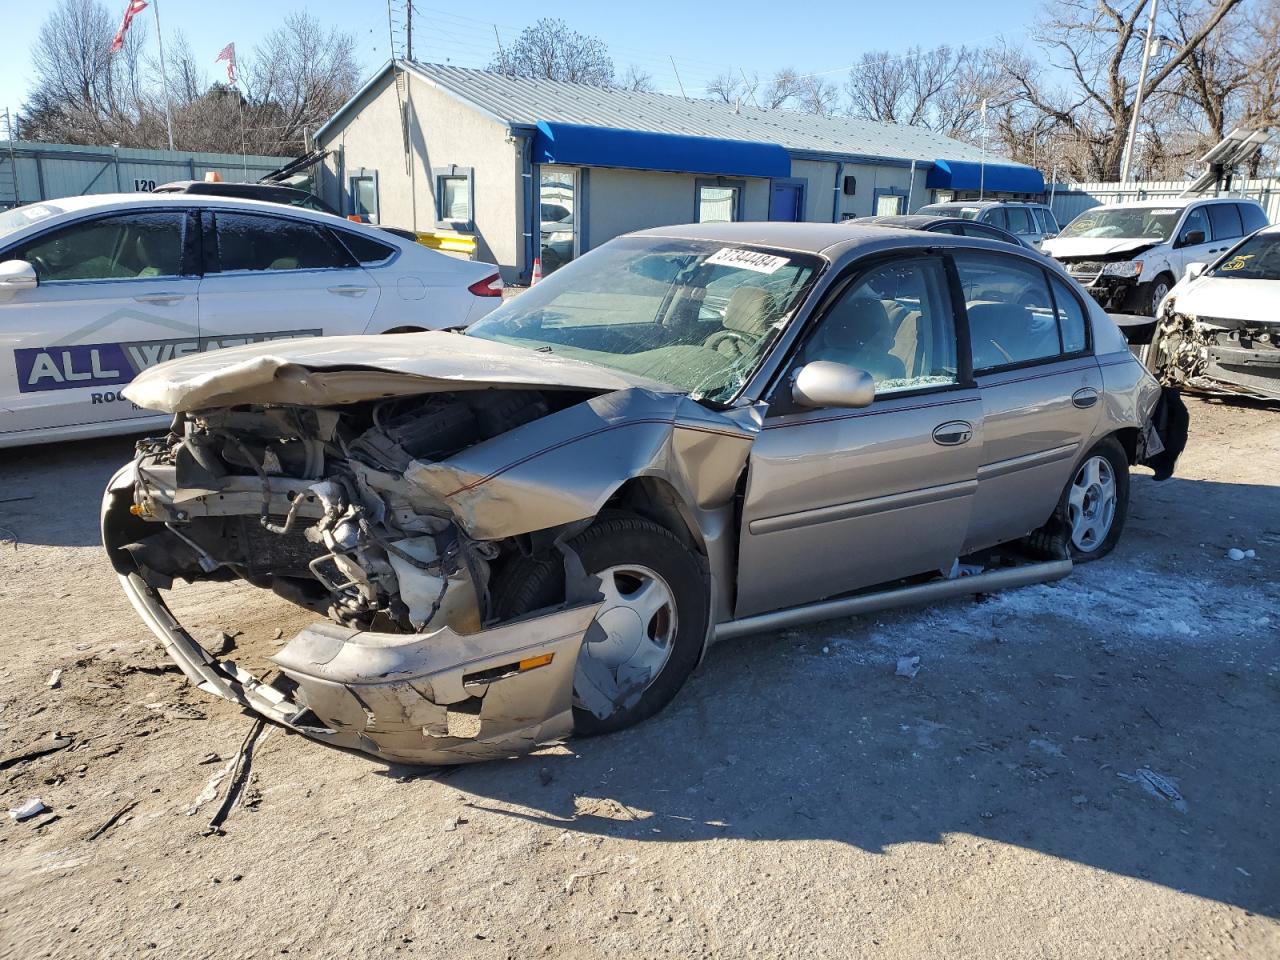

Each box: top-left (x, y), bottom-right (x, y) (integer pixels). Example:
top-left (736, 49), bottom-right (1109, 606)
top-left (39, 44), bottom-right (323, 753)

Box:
top-left (0, 0), bottom-right (1035, 117)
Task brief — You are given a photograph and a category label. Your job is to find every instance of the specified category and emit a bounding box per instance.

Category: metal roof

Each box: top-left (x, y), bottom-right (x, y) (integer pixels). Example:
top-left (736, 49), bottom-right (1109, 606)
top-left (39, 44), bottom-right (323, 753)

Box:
top-left (360, 61), bottom-right (995, 164)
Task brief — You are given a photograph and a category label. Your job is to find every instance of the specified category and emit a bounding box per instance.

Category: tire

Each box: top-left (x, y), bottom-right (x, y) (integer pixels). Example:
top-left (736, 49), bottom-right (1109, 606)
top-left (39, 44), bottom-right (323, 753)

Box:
top-left (492, 516), bottom-right (709, 736)
top-left (1027, 437), bottom-right (1130, 562)
top-left (1143, 273), bottom-right (1174, 317)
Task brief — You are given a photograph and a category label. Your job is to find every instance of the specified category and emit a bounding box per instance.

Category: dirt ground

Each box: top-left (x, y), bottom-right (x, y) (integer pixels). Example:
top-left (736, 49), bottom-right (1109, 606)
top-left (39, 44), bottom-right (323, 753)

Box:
top-left (0, 395), bottom-right (1277, 960)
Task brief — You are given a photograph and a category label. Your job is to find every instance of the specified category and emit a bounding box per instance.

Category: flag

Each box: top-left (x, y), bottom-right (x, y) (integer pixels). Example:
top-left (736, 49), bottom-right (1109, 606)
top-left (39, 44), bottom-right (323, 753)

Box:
top-left (215, 42), bottom-right (237, 85)
top-left (110, 0), bottom-right (148, 53)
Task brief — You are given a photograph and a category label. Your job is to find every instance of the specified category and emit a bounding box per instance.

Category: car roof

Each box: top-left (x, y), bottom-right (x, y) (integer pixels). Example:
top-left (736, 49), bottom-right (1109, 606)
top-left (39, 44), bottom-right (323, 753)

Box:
top-left (11, 192), bottom-right (391, 242)
top-left (156, 180), bottom-right (304, 194)
top-left (920, 199), bottom-right (1041, 208)
top-left (21, 191), bottom-right (344, 221)
top-left (1090, 196), bottom-right (1260, 210)
top-left (628, 219), bottom-right (1044, 262)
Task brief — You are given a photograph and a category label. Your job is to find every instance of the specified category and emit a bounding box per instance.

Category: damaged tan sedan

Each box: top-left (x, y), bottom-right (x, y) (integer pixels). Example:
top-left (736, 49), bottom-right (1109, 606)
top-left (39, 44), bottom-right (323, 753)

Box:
top-left (102, 223), bottom-right (1184, 764)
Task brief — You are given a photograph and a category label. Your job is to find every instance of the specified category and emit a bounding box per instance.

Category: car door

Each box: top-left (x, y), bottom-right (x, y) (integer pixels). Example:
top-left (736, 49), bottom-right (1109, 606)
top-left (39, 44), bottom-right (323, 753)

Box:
top-left (954, 250), bottom-right (1104, 552)
top-left (1206, 202), bottom-right (1246, 263)
top-left (735, 254), bottom-right (984, 617)
top-left (1002, 206), bottom-right (1041, 248)
top-left (0, 208), bottom-right (198, 441)
top-left (196, 209), bottom-right (378, 344)
top-left (1167, 204), bottom-right (1214, 278)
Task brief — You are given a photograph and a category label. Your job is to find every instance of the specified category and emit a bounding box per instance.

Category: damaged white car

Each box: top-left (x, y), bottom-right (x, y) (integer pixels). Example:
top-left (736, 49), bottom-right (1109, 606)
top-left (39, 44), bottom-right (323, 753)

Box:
top-left (1147, 224), bottom-right (1280, 401)
top-left (103, 223), bottom-right (1185, 764)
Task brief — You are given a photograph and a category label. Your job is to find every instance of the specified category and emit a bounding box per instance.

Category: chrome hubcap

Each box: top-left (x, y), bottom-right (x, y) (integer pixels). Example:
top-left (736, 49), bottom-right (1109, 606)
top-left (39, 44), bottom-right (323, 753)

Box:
top-left (1068, 455), bottom-right (1117, 552)
top-left (574, 565), bottom-right (677, 716)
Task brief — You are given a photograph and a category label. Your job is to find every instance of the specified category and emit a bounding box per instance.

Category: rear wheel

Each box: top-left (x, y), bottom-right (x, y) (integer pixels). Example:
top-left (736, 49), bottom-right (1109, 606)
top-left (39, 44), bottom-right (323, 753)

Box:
top-left (1027, 437), bottom-right (1130, 562)
top-left (492, 516), bottom-right (708, 736)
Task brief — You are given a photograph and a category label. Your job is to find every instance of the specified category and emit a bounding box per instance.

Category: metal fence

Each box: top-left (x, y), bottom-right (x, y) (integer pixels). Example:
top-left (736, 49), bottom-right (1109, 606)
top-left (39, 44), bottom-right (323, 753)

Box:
top-left (1047, 177), bottom-right (1280, 227)
top-left (0, 141), bottom-right (293, 209)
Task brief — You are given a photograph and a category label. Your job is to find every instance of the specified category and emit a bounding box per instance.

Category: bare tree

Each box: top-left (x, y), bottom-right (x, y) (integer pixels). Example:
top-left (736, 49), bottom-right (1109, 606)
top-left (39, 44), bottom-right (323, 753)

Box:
top-left (488, 18), bottom-right (614, 86)
top-left (239, 12), bottom-right (358, 155)
top-left (618, 65), bottom-right (655, 93)
top-left (999, 0), bottom-right (1246, 179)
top-left (706, 72), bottom-right (742, 104)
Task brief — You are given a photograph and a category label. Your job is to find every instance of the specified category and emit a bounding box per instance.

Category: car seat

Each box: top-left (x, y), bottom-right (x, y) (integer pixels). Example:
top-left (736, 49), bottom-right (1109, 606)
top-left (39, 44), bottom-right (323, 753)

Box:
top-left (806, 296), bottom-right (906, 381)
top-left (706, 286), bottom-right (778, 357)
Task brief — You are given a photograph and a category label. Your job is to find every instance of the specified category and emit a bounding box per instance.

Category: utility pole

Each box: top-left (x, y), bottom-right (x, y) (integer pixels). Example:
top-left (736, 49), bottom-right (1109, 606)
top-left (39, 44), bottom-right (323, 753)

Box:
top-left (1120, 0), bottom-right (1159, 184)
top-left (151, 0), bottom-right (176, 150)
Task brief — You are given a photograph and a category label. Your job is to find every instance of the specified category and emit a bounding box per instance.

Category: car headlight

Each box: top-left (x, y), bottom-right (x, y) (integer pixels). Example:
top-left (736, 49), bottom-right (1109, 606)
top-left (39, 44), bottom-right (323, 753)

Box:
top-left (1101, 261), bottom-right (1143, 278)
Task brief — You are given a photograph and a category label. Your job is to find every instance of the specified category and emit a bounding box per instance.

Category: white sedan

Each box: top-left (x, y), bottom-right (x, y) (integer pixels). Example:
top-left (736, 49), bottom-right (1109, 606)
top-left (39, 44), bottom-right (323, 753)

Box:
top-left (0, 193), bottom-right (504, 448)
top-left (1148, 223), bottom-right (1280, 400)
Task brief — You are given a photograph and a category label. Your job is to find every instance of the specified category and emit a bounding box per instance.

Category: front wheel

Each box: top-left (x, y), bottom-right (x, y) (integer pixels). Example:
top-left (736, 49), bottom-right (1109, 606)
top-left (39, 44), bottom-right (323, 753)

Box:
top-left (1143, 273), bottom-right (1174, 318)
top-left (492, 516), bottom-right (709, 736)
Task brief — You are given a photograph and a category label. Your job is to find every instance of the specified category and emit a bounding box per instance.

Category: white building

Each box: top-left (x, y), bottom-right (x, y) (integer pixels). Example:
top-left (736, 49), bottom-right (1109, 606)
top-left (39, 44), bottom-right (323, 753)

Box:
top-left (313, 61), bottom-right (1044, 282)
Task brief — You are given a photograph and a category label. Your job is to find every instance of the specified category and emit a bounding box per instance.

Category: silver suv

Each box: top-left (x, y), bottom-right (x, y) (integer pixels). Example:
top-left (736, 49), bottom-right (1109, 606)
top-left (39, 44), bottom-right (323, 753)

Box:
top-left (916, 200), bottom-right (1060, 249)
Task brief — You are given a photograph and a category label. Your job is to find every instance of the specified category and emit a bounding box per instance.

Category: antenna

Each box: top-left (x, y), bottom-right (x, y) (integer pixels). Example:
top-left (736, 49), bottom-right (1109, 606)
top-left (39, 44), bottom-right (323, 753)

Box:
top-left (669, 57), bottom-right (689, 102)
top-left (494, 24), bottom-right (507, 74)
top-left (405, 0), bottom-right (413, 61)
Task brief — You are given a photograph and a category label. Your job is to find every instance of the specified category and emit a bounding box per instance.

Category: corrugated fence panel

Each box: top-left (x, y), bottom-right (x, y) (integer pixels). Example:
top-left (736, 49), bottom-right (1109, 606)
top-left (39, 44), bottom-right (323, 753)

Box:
top-left (1049, 177), bottom-right (1280, 227)
top-left (0, 141), bottom-right (292, 207)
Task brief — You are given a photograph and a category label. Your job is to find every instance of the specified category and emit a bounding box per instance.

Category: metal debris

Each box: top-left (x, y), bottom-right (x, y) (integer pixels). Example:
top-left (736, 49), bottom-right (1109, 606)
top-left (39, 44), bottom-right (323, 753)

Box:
top-left (0, 734), bottom-right (73, 771)
top-left (895, 656), bottom-right (921, 680)
top-left (204, 719), bottom-right (270, 834)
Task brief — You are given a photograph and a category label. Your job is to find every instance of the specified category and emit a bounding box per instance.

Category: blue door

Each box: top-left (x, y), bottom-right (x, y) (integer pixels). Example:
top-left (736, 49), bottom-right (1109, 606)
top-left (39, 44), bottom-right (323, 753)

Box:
top-left (769, 181), bottom-right (805, 221)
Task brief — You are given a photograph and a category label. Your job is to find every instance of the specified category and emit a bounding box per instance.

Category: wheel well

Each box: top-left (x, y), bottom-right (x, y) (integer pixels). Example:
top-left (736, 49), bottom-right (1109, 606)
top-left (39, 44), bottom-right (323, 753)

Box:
top-left (602, 477), bottom-right (707, 557)
top-left (1110, 427), bottom-right (1140, 465)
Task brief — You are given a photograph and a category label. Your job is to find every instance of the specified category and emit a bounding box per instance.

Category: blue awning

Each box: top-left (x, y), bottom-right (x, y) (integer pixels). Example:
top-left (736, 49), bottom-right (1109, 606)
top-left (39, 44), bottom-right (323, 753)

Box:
top-left (926, 158), bottom-right (1045, 194)
top-left (533, 121), bottom-right (791, 178)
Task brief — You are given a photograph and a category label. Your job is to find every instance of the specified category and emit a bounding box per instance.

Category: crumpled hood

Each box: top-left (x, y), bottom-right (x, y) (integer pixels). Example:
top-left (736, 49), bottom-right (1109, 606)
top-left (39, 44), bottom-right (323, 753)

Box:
top-left (1171, 277), bottom-right (1280, 325)
top-left (1043, 237), bottom-right (1160, 260)
top-left (122, 331), bottom-right (664, 412)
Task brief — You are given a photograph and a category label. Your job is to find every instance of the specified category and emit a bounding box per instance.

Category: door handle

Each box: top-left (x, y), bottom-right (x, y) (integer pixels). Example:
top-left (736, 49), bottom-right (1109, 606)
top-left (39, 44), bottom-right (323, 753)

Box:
top-left (133, 292), bottom-right (186, 304)
top-left (932, 420), bottom-right (972, 446)
top-left (1072, 388), bottom-right (1099, 409)
top-left (327, 285), bottom-right (369, 297)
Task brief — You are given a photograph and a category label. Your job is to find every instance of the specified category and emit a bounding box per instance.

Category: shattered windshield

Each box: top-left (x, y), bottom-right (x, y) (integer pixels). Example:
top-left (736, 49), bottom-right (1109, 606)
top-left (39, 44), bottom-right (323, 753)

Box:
top-left (466, 236), bottom-right (823, 402)
top-left (1209, 232), bottom-right (1280, 281)
top-left (1059, 207), bottom-right (1180, 241)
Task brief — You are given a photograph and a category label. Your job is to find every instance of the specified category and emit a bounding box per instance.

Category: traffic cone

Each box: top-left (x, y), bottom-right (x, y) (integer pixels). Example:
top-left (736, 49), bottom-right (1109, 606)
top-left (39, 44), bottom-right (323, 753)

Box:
top-left (531, 257), bottom-right (542, 284)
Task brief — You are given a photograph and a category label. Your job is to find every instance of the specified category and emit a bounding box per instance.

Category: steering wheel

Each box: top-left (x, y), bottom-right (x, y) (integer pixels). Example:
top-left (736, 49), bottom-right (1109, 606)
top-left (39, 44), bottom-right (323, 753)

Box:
top-left (703, 329), bottom-right (757, 357)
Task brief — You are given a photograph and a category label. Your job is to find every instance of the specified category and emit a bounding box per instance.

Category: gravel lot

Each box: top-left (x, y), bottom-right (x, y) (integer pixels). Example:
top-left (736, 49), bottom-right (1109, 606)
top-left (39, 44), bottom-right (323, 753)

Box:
top-left (1, 395), bottom-right (1277, 960)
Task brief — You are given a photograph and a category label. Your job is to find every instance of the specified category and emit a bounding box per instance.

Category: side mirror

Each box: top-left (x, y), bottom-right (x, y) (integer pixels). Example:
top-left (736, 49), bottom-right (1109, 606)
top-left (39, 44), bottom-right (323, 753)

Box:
top-left (1185, 261), bottom-right (1207, 281)
top-left (791, 361), bottom-right (875, 409)
top-left (1042, 232), bottom-right (1058, 240)
top-left (1177, 229), bottom-right (1206, 248)
top-left (0, 260), bottom-right (37, 300)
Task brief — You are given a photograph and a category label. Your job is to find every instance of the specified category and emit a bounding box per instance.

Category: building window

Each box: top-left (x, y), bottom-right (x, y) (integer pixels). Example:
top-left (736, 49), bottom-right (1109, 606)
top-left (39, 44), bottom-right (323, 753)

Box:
top-left (873, 188), bottom-right (907, 216)
top-left (432, 165), bottom-right (475, 231)
top-left (347, 169), bottom-right (379, 224)
top-left (696, 178), bottom-right (745, 222)
top-left (538, 167), bottom-right (576, 276)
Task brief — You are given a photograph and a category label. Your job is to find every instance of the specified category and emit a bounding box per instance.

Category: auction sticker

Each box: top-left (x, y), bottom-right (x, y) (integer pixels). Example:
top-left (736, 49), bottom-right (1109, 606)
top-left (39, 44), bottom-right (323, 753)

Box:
top-left (706, 248), bottom-right (791, 274)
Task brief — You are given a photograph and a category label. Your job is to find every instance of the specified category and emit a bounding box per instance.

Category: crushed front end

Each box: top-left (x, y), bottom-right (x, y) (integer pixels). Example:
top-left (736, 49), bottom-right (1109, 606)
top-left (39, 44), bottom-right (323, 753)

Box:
top-left (101, 391), bottom-right (604, 764)
top-left (1149, 307), bottom-right (1280, 401)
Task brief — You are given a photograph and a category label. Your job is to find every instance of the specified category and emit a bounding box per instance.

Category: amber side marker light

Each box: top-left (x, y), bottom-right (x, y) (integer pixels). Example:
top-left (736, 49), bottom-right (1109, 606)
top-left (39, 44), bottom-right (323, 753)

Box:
top-left (518, 653), bottom-right (555, 672)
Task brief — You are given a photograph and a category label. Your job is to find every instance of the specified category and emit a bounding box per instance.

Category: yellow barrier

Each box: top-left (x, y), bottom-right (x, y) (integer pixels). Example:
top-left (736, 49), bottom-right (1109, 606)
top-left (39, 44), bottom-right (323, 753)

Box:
top-left (414, 231), bottom-right (477, 256)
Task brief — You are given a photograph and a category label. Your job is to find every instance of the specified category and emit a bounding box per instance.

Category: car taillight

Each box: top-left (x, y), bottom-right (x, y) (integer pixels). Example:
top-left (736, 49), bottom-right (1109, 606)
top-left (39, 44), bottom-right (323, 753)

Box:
top-left (468, 273), bottom-right (504, 297)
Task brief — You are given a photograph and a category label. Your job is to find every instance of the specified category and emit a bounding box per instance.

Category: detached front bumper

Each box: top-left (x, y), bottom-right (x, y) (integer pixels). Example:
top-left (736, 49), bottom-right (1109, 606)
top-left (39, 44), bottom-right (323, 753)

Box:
top-left (103, 465), bottom-right (600, 765)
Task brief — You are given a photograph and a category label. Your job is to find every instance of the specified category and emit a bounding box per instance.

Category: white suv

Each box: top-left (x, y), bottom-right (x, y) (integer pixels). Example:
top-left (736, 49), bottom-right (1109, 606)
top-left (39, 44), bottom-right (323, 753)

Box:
top-left (1042, 197), bottom-right (1269, 316)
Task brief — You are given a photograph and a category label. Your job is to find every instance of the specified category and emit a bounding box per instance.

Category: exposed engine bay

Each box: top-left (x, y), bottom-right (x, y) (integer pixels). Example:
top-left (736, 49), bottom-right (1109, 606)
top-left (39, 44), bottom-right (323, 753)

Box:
top-left (1149, 309), bottom-right (1280, 401)
top-left (125, 391), bottom-right (564, 633)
